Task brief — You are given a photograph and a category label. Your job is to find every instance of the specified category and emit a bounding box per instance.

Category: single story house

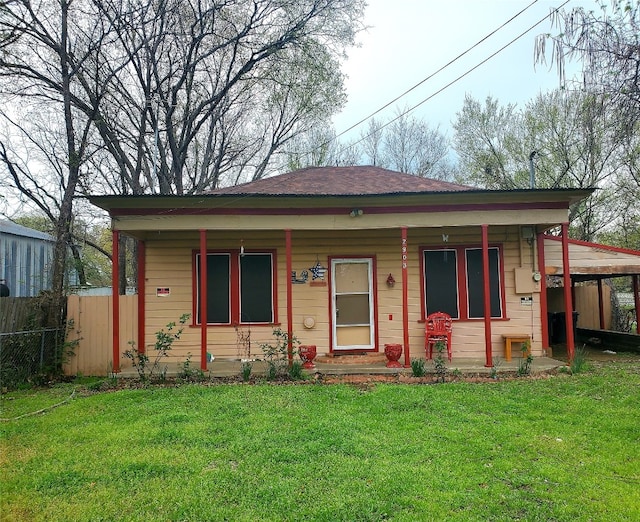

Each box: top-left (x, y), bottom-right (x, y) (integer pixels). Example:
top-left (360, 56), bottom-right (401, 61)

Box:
top-left (88, 166), bottom-right (599, 372)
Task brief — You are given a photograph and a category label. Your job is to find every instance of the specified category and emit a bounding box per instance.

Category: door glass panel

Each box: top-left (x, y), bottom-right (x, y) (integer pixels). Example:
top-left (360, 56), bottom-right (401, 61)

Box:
top-left (336, 294), bottom-right (370, 325)
top-left (335, 262), bottom-right (369, 293)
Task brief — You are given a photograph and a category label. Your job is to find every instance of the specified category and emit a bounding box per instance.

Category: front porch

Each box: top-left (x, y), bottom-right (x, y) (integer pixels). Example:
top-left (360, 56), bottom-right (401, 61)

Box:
top-left (115, 353), bottom-right (566, 380)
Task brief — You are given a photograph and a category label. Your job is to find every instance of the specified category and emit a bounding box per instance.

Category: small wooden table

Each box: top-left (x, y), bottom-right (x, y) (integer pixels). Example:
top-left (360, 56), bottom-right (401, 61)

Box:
top-left (502, 334), bottom-right (531, 362)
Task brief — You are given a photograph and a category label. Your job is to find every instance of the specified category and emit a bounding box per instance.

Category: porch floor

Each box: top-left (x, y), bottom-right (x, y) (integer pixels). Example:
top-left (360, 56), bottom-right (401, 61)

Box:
top-left (116, 355), bottom-right (566, 379)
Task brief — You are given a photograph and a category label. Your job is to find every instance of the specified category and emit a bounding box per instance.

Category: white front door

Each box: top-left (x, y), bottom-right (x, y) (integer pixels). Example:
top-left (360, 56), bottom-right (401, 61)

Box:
top-left (331, 258), bottom-right (375, 351)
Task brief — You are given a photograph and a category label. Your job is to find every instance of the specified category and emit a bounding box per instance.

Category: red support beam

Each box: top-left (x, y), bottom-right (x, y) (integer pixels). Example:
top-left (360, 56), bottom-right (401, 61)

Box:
top-left (199, 230), bottom-right (208, 370)
top-left (481, 224), bottom-right (493, 367)
top-left (137, 240), bottom-right (146, 354)
top-left (112, 230), bottom-right (120, 373)
top-left (561, 222), bottom-right (575, 361)
top-left (597, 279), bottom-right (605, 330)
top-left (285, 229), bottom-right (293, 365)
top-left (401, 227), bottom-right (410, 367)
top-left (536, 232), bottom-right (549, 350)
top-left (633, 275), bottom-right (640, 335)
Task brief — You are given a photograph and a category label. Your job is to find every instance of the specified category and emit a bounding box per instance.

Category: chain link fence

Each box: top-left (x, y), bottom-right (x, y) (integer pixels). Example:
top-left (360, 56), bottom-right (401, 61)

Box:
top-left (0, 327), bottom-right (66, 390)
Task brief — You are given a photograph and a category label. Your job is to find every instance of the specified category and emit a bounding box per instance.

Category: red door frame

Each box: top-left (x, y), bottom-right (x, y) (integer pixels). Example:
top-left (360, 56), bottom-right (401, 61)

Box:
top-left (328, 255), bottom-right (379, 353)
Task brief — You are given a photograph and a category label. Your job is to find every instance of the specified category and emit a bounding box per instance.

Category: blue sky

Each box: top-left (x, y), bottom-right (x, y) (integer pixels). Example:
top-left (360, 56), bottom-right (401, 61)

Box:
top-left (332, 0), bottom-right (590, 141)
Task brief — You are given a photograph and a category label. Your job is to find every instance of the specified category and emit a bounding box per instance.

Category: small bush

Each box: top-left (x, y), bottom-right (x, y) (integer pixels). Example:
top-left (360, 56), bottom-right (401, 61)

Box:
top-left (240, 362), bottom-right (252, 382)
top-left (410, 358), bottom-right (427, 377)
top-left (570, 345), bottom-right (592, 374)
top-left (433, 341), bottom-right (448, 383)
top-left (288, 360), bottom-right (305, 380)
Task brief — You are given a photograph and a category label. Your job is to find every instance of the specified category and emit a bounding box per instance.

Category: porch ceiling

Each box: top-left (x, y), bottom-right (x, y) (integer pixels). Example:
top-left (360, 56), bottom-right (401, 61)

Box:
top-left (544, 236), bottom-right (640, 279)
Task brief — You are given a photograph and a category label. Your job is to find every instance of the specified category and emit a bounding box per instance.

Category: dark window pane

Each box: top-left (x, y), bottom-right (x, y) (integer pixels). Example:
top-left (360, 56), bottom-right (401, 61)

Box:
top-left (466, 248), bottom-right (501, 318)
top-left (240, 254), bottom-right (273, 323)
top-left (424, 250), bottom-right (459, 318)
top-left (196, 254), bottom-right (230, 324)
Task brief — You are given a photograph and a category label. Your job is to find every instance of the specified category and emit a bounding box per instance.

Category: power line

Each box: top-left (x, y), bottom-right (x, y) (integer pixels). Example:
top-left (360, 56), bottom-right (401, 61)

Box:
top-left (332, 0), bottom-right (541, 143)
top-left (331, 0), bottom-right (571, 158)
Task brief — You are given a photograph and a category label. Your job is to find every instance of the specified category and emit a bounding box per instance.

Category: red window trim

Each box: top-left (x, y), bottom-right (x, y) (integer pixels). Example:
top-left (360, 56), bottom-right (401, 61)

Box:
top-left (419, 244), bottom-right (506, 321)
top-left (192, 249), bottom-right (278, 326)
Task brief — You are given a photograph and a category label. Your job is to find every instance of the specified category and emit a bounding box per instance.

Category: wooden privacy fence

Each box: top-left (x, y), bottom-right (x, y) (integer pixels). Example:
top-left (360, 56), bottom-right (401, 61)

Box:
top-left (1, 297), bottom-right (48, 332)
top-left (64, 294), bottom-right (137, 376)
top-left (547, 284), bottom-right (612, 330)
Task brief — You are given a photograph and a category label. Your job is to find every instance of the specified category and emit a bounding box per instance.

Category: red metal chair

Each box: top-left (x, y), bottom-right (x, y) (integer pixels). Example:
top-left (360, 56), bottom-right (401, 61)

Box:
top-left (425, 311), bottom-right (453, 362)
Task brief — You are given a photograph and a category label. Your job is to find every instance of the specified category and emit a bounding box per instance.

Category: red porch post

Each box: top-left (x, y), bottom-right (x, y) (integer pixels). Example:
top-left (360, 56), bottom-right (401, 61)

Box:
top-left (536, 232), bottom-right (550, 350)
top-left (137, 240), bottom-right (146, 354)
top-left (112, 230), bottom-right (120, 373)
top-left (285, 229), bottom-right (293, 365)
top-left (597, 279), bottom-right (606, 330)
top-left (481, 224), bottom-right (493, 367)
top-left (561, 222), bottom-right (575, 361)
top-left (633, 275), bottom-right (640, 335)
top-left (199, 229), bottom-right (208, 370)
top-left (401, 227), bottom-right (410, 367)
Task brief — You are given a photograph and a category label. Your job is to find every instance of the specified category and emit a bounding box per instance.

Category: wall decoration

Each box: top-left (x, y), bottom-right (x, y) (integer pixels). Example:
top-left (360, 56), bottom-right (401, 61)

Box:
top-left (309, 260), bottom-right (327, 281)
top-left (291, 270), bottom-right (309, 284)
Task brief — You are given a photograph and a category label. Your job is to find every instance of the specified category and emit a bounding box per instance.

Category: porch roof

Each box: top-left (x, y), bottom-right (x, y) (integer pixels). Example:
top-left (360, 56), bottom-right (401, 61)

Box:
top-left (85, 166), bottom-right (594, 236)
top-left (544, 236), bottom-right (640, 280)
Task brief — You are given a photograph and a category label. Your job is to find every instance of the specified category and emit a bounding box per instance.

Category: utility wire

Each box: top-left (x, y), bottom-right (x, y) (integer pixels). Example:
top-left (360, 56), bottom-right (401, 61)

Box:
top-left (331, 0), bottom-right (571, 158)
top-left (143, 0), bottom-right (570, 215)
top-left (332, 0), bottom-right (541, 143)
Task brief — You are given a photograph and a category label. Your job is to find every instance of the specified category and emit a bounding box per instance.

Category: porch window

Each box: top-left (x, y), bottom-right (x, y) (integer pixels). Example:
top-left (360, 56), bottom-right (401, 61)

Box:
top-left (422, 246), bottom-right (504, 320)
top-left (194, 251), bottom-right (276, 325)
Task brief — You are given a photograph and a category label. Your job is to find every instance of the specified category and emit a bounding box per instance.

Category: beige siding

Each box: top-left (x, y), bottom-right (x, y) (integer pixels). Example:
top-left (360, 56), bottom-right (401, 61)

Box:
top-left (137, 226), bottom-right (545, 363)
top-left (65, 225), bottom-right (553, 373)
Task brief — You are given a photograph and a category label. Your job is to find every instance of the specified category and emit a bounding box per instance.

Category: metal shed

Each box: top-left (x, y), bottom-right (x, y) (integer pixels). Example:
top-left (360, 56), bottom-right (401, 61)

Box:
top-left (0, 220), bottom-right (54, 297)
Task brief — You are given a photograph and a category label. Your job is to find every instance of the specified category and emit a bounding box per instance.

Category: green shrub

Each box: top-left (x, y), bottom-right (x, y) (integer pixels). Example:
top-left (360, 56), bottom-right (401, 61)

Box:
top-left (410, 358), bottom-right (427, 377)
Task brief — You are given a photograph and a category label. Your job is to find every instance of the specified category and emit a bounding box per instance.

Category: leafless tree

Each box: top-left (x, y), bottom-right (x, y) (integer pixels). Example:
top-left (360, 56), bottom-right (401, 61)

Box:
top-left (0, 0), bottom-right (365, 313)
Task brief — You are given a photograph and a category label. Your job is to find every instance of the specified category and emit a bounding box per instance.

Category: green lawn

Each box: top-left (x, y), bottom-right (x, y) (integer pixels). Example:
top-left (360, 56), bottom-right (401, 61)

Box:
top-left (1, 360), bottom-right (639, 521)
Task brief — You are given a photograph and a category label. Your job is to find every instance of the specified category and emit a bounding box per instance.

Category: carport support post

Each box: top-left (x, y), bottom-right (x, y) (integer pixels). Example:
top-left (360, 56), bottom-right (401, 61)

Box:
top-left (481, 224), bottom-right (493, 367)
top-left (537, 232), bottom-right (550, 350)
top-left (112, 229), bottom-right (120, 373)
top-left (633, 275), bottom-right (640, 335)
top-left (199, 229), bottom-right (208, 371)
top-left (597, 279), bottom-right (606, 330)
top-left (561, 222), bottom-right (575, 361)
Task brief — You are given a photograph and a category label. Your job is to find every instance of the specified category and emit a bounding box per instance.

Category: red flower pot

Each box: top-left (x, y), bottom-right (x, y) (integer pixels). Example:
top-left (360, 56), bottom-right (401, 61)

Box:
top-left (384, 343), bottom-right (403, 368)
top-left (299, 345), bottom-right (317, 369)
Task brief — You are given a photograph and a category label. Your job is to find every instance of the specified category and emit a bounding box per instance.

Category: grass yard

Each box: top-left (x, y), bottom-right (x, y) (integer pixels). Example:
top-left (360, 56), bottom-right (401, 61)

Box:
top-left (1, 359), bottom-right (639, 521)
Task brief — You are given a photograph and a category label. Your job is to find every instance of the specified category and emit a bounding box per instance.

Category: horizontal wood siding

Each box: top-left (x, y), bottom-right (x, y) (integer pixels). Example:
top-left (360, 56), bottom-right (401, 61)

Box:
top-left (139, 225), bottom-right (542, 362)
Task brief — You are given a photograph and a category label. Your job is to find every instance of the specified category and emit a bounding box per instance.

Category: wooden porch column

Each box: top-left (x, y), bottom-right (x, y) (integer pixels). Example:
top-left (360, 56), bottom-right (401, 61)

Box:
top-left (112, 230), bottom-right (120, 373)
top-left (401, 227), bottom-right (410, 367)
top-left (561, 222), bottom-right (575, 361)
top-left (285, 229), bottom-right (293, 365)
top-left (481, 224), bottom-right (493, 367)
top-left (536, 232), bottom-right (550, 350)
top-left (633, 275), bottom-right (640, 335)
top-left (137, 240), bottom-right (146, 354)
top-left (597, 279), bottom-right (606, 330)
top-left (199, 229), bottom-right (208, 371)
